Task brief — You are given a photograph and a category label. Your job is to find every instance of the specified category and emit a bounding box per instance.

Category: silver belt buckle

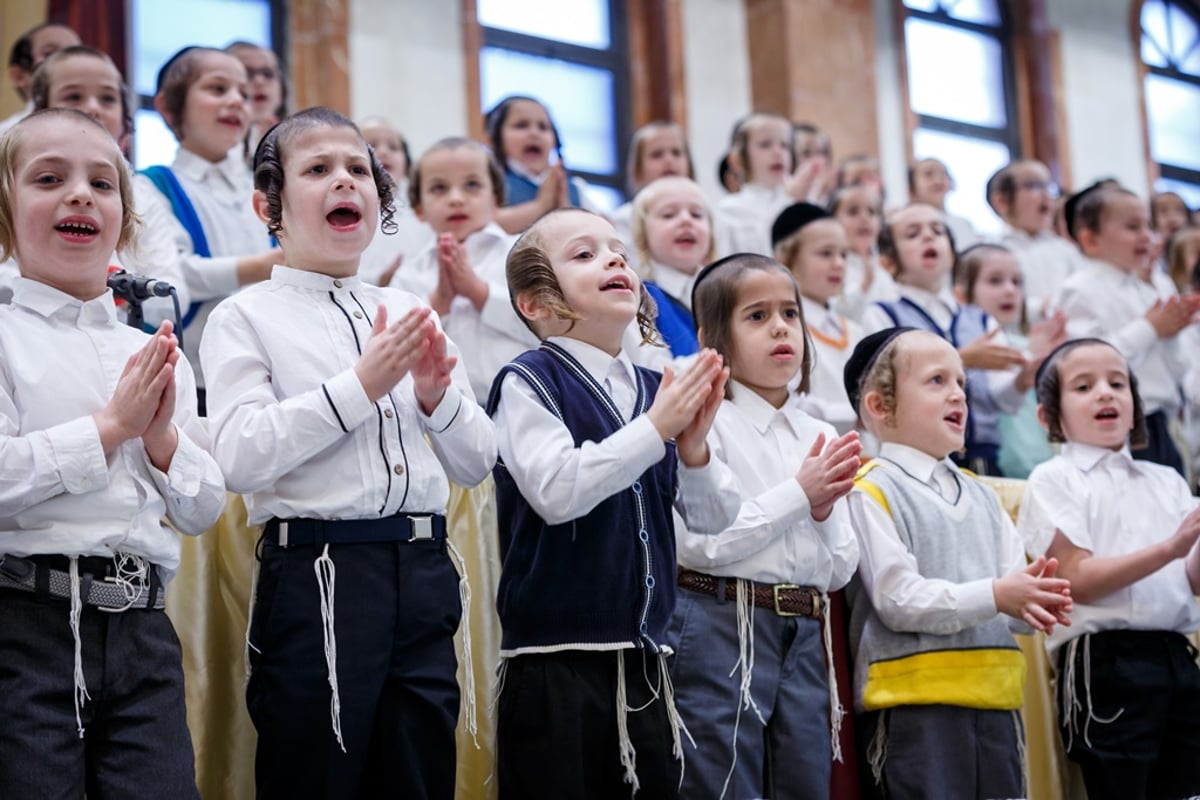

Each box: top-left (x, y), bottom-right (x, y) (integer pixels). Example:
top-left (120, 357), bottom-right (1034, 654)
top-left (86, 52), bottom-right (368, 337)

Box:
top-left (278, 521), bottom-right (290, 548)
top-left (408, 515), bottom-right (433, 541)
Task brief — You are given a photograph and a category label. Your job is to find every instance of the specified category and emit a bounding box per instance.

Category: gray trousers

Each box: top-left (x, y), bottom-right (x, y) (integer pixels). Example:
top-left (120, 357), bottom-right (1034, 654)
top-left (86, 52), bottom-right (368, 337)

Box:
top-left (668, 584), bottom-right (832, 800)
top-left (860, 705), bottom-right (1024, 800)
top-left (0, 588), bottom-right (198, 798)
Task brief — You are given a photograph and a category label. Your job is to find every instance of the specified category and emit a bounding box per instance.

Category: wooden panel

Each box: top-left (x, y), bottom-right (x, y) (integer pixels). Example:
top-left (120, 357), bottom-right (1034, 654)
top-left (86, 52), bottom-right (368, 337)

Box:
top-left (1011, 0), bottom-right (1071, 189)
top-left (1130, 0), bottom-right (1157, 195)
top-left (289, 0), bottom-right (350, 113)
top-left (462, 0), bottom-right (485, 143)
top-left (744, 0), bottom-right (880, 162)
top-left (628, 0), bottom-right (687, 128)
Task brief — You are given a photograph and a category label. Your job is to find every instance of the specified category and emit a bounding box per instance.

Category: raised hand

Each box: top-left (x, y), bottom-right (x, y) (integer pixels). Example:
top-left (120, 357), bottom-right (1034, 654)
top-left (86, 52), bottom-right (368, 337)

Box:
top-left (674, 359), bottom-right (730, 467)
top-left (993, 555), bottom-right (1073, 634)
top-left (958, 328), bottom-right (1027, 371)
top-left (354, 304), bottom-right (436, 402)
top-left (646, 350), bottom-right (724, 445)
top-left (141, 322), bottom-right (182, 471)
top-left (1146, 296), bottom-right (1195, 338)
top-left (94, 322), bottom-right (177, 456)
top-left (797, 431), bottom-right (863, 521)
top-left (411, 327), bottom-right (458, 415)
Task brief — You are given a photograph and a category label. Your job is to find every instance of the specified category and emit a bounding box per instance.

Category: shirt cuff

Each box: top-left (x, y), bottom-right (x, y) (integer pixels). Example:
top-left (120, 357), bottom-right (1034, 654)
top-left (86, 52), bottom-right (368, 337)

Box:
top-left (1121, 317), bottom-right (1158, 355)
top-left (154, 428), bottom-right (205, 498)
top-left (755, 477), bottom-right (813, 529)
top-left (322, 368), bottom-right (375, 433)
top-left (958, 577), bottom-right (999, 620)
top-left (48, 416), bottom-right (109, 494)
top-left (420, 384), bottom-right (465, 433)
top-left (617, 415), bottom-right (669, 474)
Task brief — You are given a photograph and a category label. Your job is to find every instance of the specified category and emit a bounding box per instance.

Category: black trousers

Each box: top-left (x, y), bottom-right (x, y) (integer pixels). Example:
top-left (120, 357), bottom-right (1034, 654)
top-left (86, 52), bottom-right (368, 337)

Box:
top-left (247, 538), bottom-right (462, 800)
top-left (0, 589), bottom-right (198, 798)
top-left (1057, 629), bottom-right (1200, 800)
top-left (1132, 410), bottom-right (1185, 477)
top-left (497, 649), bottom-right (681, 800)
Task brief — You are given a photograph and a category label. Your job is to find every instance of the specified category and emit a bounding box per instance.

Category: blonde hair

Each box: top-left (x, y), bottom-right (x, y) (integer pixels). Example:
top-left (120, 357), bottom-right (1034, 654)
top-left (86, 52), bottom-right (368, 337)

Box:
top-left (730, 113), bottom-right (791, 185)
top-left (630, 175), bottom-right (716, 274)
top-left (0, 108), bottom-right (138, 262)
top-left (1168, 225), bottom-right (1200, 293)
top-left (506, 208), bottom-right (659, 342)
top-left (625, 121), bottom-right (693, 194)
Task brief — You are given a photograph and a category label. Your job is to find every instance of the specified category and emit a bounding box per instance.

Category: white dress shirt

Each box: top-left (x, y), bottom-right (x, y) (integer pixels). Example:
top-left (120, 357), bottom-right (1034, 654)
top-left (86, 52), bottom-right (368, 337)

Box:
top-left (799, 296), bottom-right (862, 435)
top-left (999, 226), bottom-right (1085, 322)
top-left (134, 148), bottom-right (271, 383)
top-left (0, 278), bottom-right (225, 577)
top-left (357, 178), bottom-right (436, 286)
top-left (492, 336), bottom-right (740, 532)
top-left (200, 266), bottom-right (496, 524)
top-left (837, 251), bottom-right (899, 323)
top-left (0, 258), bottom-right (16, 305)
top-left (398, 222), bottom-right (537, 403)
top-left (716, 183), bottom-right (791, 258)
top-left (0, 100), bottom-right (32, 136)
top-left (676, 381), bottom-right (859, 588)
top-left (1054, 257), bottom-right (1187, 414)
top-left (849, 443), bottom-right (1026, 635)
top-left (1018, 442), bottom-right (1200, 653)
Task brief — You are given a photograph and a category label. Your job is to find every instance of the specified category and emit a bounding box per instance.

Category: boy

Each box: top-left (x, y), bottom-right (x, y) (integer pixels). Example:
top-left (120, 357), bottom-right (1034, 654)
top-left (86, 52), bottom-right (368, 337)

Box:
top-left (986, 159), bottom-right (1084, 321)
top-left (1, 22), bottom-right (80, 134)
top-left (842, 327), bottom-right (1072, 799)
top-left (0, 109), bottom-right (225, 796)
top-left (1055, 186), bottom-right (1200, 474)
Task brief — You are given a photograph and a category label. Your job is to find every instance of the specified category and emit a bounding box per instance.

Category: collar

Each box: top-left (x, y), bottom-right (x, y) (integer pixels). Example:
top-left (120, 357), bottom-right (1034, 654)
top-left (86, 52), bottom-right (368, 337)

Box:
top-left (173, 147), bottom-right (249, 188)
top-left (878, 442), bottom-right (948, 484)
top-left (1083, 256), bottom-right (1141, 286)
top-left (801, 295), bottom-right (846, 335)
top-left (547, 335), bottom-right (636, 388)
top-left (1062, 441), bottom-right (1138, 473)
top-left (508, 160), bottom-right (549, 185)
top-left (897, 283), bottom-right (958, 315)
top-left (738, 182), bottom-right (787, 204)
top-left (648, 261), bottom-right (696, 308)
top-left (11, 276), bottom-right (119, 325)
top-left (1001, 225), bottom-right (1054, 244)
top-left (269, 264), bottom-right (365, 292)
top-left (464, 221), bottom-right (516, 260)
top-left (728, 379), bottom-right (805, 434)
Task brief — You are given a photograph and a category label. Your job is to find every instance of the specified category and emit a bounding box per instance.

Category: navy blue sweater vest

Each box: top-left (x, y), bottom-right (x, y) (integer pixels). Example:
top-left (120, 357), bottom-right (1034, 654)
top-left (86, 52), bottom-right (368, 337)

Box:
top-left (485, 343), bottom-right (678, 652)
top-left (504, 169), bottom-right (583, 208)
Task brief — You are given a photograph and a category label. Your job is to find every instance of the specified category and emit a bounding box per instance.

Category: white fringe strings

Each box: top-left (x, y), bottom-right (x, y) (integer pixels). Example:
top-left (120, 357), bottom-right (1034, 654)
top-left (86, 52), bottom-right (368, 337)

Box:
top-left (313, 543), bottom-right (345, 752)
top-left (1060, 633), bottom-right (1123, 752)
top-left (616, 649), bottom-right (695, 796)
top-left (866, 708), bottom-right (888, 787)
top-left (68, 557), bottom-right (90, 739)
top-left (821, 592), bottom-right (845, 763)
top-left (718, 580), bottom-right (766, 799)
top-left (243, 555), bottom-right (261, 688)
top-left (446, 539), bottom-right (479, 750)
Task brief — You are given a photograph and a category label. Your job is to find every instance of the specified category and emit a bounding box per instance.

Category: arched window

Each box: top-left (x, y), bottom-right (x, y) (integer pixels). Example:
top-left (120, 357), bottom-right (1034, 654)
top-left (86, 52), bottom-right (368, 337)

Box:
top-left (476, 0), bottom-right (630, 210)
top-left (1141, 0), bottom-right (1200, 206)
top-left (900, 0), bottom-right (1020, 233)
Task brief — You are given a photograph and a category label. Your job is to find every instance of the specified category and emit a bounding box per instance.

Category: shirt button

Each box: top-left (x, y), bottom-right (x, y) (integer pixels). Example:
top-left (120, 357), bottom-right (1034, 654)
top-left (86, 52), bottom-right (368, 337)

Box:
top-left (333, 279), bottom-right (343, 288)
top-left (353, 310), bottom-right (363, 319)
top-left (79, 477), bottom-right (92, 490)
top-left (384, 408), bottom-right (394, 418)
top-left (393, 464), bottom-right (405, 475)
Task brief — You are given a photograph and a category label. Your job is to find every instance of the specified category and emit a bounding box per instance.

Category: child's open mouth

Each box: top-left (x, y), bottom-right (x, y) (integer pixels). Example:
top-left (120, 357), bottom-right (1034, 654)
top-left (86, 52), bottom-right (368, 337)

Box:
top-left (218, 115), bottom-right (244, 129)
top-left (771, 344), bottom-right (794, 359)
top-left (1095, 407), bottom-right (1120, 422)
top-left (943, 409), bottom-right (965, 430)
top-left (601, 275), bottom-right (633, 292)
top-left (54, 217), bottom-right (98, 241)
top-left (447, 213), bottom-right (469, 224)
top-left (326, 205), bottom-right (362, 230)
top-left (675, 233), bottom-right (697, 245)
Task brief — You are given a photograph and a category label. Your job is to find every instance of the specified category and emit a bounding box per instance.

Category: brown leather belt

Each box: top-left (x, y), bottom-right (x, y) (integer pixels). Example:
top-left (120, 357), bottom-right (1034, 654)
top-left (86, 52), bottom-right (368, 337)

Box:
top-left (677, 569), bottom-right (823, 619)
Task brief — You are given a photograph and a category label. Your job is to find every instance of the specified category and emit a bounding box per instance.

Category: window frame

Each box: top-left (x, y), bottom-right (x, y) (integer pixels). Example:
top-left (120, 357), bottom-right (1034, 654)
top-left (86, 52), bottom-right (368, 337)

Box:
top-left (1137, 0), bottom-right (1200, 194)
top-left (467, 0), bottom-right (634, 204)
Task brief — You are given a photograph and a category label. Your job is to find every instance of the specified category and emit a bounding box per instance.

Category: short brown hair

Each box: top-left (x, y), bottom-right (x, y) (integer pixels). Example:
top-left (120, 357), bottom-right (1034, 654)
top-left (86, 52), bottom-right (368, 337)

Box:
top-left (252, 107), bottom-right (397, 238)
top-left (1034, 338), bottom-right (1148, 448)
top-left (408, 137), bottom-right (505, 210)
top-left (730, 113), bottom-right (791, 185)
top-left (692, 253), bottom-right (812, 397)
top-left (0, 108), bottom-right (139, 262)
top-left (506, 208), bottom-right (658, 342)
top-left (155, 47), bottom-right (239, 141)
top-left (1167, 225), bottom-right (1200, 293)
top-left (1072, 186), bottom-right (1139, 239)
top-left (856, 334), bottom-right (907, 428)
top-left (30, 46), bottom-right (134, 139)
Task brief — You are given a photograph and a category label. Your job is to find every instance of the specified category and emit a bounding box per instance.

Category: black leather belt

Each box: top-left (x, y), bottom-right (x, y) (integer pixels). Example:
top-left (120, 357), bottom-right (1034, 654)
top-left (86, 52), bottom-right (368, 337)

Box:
top-left (263, 514), bottom-right (447, 547)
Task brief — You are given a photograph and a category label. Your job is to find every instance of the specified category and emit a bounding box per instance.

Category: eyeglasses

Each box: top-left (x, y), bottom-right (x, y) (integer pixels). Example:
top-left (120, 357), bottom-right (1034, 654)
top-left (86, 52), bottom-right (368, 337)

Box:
top-left (1017, 180), bottom-right (1060, 199)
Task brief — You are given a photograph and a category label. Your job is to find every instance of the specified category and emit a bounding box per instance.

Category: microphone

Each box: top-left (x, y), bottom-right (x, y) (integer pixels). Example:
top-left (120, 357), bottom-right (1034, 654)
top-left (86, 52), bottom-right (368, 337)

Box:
top-left (107, 268), bottom-right (175, 301)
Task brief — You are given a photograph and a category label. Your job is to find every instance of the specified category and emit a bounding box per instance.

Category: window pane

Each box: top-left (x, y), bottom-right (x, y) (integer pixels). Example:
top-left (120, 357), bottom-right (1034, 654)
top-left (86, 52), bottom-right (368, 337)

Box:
top-left (942, 0), bottom-right (1002, 25)
top-left (132, 109), bottom-right (181, 170)
top-left (1155, 176), bottom-right (1200, 209)
top-left (1145, 73), bottom-right (1200, 171)
top-left (905, 18), bottom-right (1007, 128)
top-left (913, 127), bottom-right (1011, 236)
top-left (480, 47), bottom-right (617, 176)
top-left (1142, 0), bottom-right (1170, 67)
top-left (903, 0), bottom-right (939, 12)
top-left (1168, 2), bottom-right (1200, 68)
top-left (131, 0), bottom-right (272, 97)
top-left (477, 0), bottom-right (610, 49)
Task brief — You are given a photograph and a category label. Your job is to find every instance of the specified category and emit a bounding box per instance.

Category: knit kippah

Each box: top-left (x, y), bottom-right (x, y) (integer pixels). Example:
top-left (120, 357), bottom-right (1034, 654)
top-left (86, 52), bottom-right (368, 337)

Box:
top-left (843, 327), bottom-right (917, 413)
top-left (156, 46), bottom-right (199, 94)
top-left (771, 202), bottom-right (831, 248)
top-left (1062, 180), bottom-right (1109, 243)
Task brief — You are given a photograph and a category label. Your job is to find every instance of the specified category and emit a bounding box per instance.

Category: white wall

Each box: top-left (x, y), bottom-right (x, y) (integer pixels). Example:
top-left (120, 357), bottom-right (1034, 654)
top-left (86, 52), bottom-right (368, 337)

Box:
top-left (349, 0), bottom-right (468, 156)
top-left (680, 0), bottom-right (754, 200)
top-left (1048, 0), bottom-right (1149, 193)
